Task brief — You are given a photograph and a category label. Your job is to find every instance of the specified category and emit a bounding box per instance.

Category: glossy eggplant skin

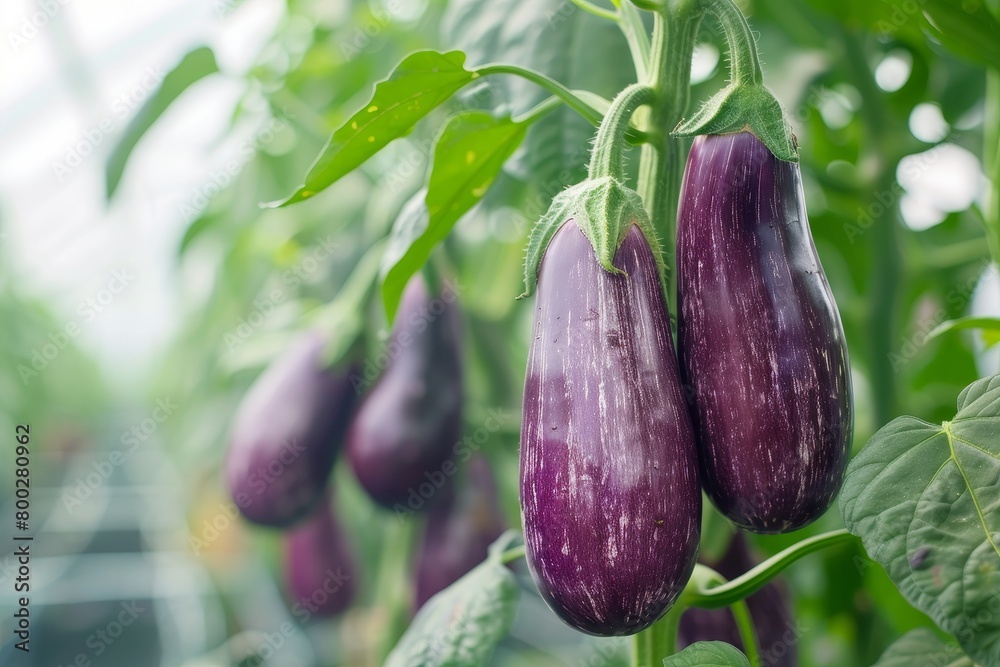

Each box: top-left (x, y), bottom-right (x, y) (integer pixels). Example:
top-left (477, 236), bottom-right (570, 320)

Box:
top-left (413, 456), bottom-right (506, 610)
top-left (347, 278), bottom-right (463, 509)
top-left (283, 496), bottom-right (358, 618)
top-left (679, 534), bottom-right (796, 666)
top-left (520, 221), bottom-right (701, 637)
top-left (226, 332), bottom-right (357, 528)
top-left (676, 132), bottom-right (853, 534)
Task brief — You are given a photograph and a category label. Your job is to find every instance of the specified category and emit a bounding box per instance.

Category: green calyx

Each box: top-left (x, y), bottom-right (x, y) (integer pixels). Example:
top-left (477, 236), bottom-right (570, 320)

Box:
top-left (673, 82), bottom-right (798, 161)
top-left (520, 176), bottom-right (664, 298)
top-left (673, 0), bottom-right (799, 162)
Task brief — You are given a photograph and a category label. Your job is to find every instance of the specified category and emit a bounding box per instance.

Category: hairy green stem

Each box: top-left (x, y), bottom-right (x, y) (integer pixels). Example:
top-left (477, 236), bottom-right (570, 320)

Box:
top-left (636, 2), bottom-right (703, 317)
top-left (632, 603), bottom-right (682, 667)
top-left (684, 529), bottom-right (855, 608)
top-left (375, 517), bottom-right (418, 662)
top-left (500, 545), bottom-right (525, 564)
top-left (705, 0), bottom-right (762, 85)
top-left (590, 84), bottom-right (655, 179)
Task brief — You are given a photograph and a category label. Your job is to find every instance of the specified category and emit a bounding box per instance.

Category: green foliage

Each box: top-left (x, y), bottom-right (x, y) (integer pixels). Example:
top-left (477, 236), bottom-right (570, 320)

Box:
top-left (872, 628), bottom-right (975, 666)
top-left (269, 50), bottom-right (480, 207)
top-left (381, 110), bottom-right (531, 320)
top-left (840, 374), bottom-right (1000, 665)
top-left (661, 641), bottom-right (751, 666)
top-left (384, 545), bottom-right (519, 666)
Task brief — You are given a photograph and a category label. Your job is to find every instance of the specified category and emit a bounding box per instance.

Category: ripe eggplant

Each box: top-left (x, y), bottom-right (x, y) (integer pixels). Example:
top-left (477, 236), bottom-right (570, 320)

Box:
top-left (676, 132), bottom-right (853, 534)
top-left (679, 534), bottom-right (796, 666)
top-left (283, 495), bottom-right (358, 618)
top-left (347, 277), bottom-right (463, 510)
top-left (520, 221), bottom-right (701, 636)
top-left (413, 456), bottom-right (506, 610)
top-left (226, 331), bottom-right (357, 528)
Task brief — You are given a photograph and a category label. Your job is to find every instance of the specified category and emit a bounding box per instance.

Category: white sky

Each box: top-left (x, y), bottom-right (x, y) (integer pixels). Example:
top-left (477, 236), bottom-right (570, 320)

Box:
top-left (0, 0), bottom-right (284, 390)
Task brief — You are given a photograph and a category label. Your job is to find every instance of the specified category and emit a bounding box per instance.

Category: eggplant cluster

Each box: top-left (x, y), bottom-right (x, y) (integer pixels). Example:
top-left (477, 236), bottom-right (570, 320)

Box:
top-left (519, 131), bottom-right (851, 636)
top-left (223, 274), bottom-right (496, 620)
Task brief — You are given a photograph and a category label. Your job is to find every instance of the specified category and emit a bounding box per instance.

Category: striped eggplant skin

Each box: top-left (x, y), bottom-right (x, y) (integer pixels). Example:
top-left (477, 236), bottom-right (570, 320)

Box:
top-left (520, 220), bottom-right (702, 637)
top-left (226, 332), bottom-right (358, 528)
top-left (676, 132), bottom-right (853, 534)
top-left (347, 277), bottom-right (463, 509)
top-left (413, 456), bottom-right (506, 610)
top-left (679, 534), bottom-right (797, 666)
top-left (283, 495), bottom-right (358, 618)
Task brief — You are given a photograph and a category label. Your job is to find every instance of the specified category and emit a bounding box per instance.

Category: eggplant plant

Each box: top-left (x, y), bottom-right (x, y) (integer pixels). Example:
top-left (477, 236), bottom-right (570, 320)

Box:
top-left (175, 0), bottom-right (1000, 664)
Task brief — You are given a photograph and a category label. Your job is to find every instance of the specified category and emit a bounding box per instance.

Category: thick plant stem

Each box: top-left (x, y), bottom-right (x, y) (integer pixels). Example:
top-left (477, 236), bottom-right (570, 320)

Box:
top-left (590, 84), bottom-right (655, 179)
top-left (636, 3), bottom-right (703, 316)
top-left (731, 599), bottom-right (761, 666)
top-left (632, 603), bottom-right (682, 667)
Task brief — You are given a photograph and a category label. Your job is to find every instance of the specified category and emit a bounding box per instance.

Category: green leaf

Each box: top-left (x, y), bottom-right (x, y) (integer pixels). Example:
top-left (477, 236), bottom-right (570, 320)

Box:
top-left (105, 46), bottom-right (218, 199)
top-left (872, 629), bottom-right (975, 666)
top-left (380, 111), bottom-right (528, 321)
top-left (384, 552), bottom-right (519, 667)
top-left (839, 374), bottom-right (1000, 666)
top-left (929, 317), bottom-right (1000, 349)
top-left (267, 50), bottom-right (478, 208)
top-left (661, 641), bottom-right (751, 667)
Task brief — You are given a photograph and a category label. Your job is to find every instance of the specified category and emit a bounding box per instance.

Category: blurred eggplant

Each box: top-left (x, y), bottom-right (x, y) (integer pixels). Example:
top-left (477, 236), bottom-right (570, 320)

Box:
top-left (225, 331), bottom-right (358, 528)
top-left (520, 220), bottom-right (701, 636)
top-left (284, 495), bottom-right (358, 619)
top-left (679, 534), bottom-right (797, 666)
top-left (676, 132), bottom-right (853, 533)
top-left (413, 456), bottom-right (506, 610)
top-left (347, 277), bottom-right (463, 510)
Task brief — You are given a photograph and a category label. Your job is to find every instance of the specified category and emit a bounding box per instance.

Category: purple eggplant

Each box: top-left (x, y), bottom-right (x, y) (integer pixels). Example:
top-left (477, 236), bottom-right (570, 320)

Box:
top-left (226, 331), bottom-right (357, 528)
top-left (413, 456), bottom-right (507, 610)
top-left (347, 277), bottom-right (463, 510)
top-left (676, 132), bottom-right (853, 534)
top-left (283, 496), bottom-right (358, 618)
top-left (679, 534), bottom-right (797, 666)
top-left (520, 220), bottom-right (701, 636)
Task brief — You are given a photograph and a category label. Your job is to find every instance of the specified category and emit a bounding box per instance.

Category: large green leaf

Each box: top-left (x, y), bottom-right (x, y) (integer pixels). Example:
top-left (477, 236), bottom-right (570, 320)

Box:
top-left (839, 374), bottom-right (1000, 665)
top-left (441, 0), bottom-right (635, 188)
top-left (105, 46), bottom-right (218, 198)
top-left (661, 642), bottom-right (751, 667)
top-left (380, 110), bottom-right (528, 320)
top-left (872, 629), bottom-right (976, 666)
top-left (384, 553), bottom-right (519, 666)
top-left (268, 50), bottom-right (478, 207)
top-left (921, 0), bottom-right (1000, 71)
